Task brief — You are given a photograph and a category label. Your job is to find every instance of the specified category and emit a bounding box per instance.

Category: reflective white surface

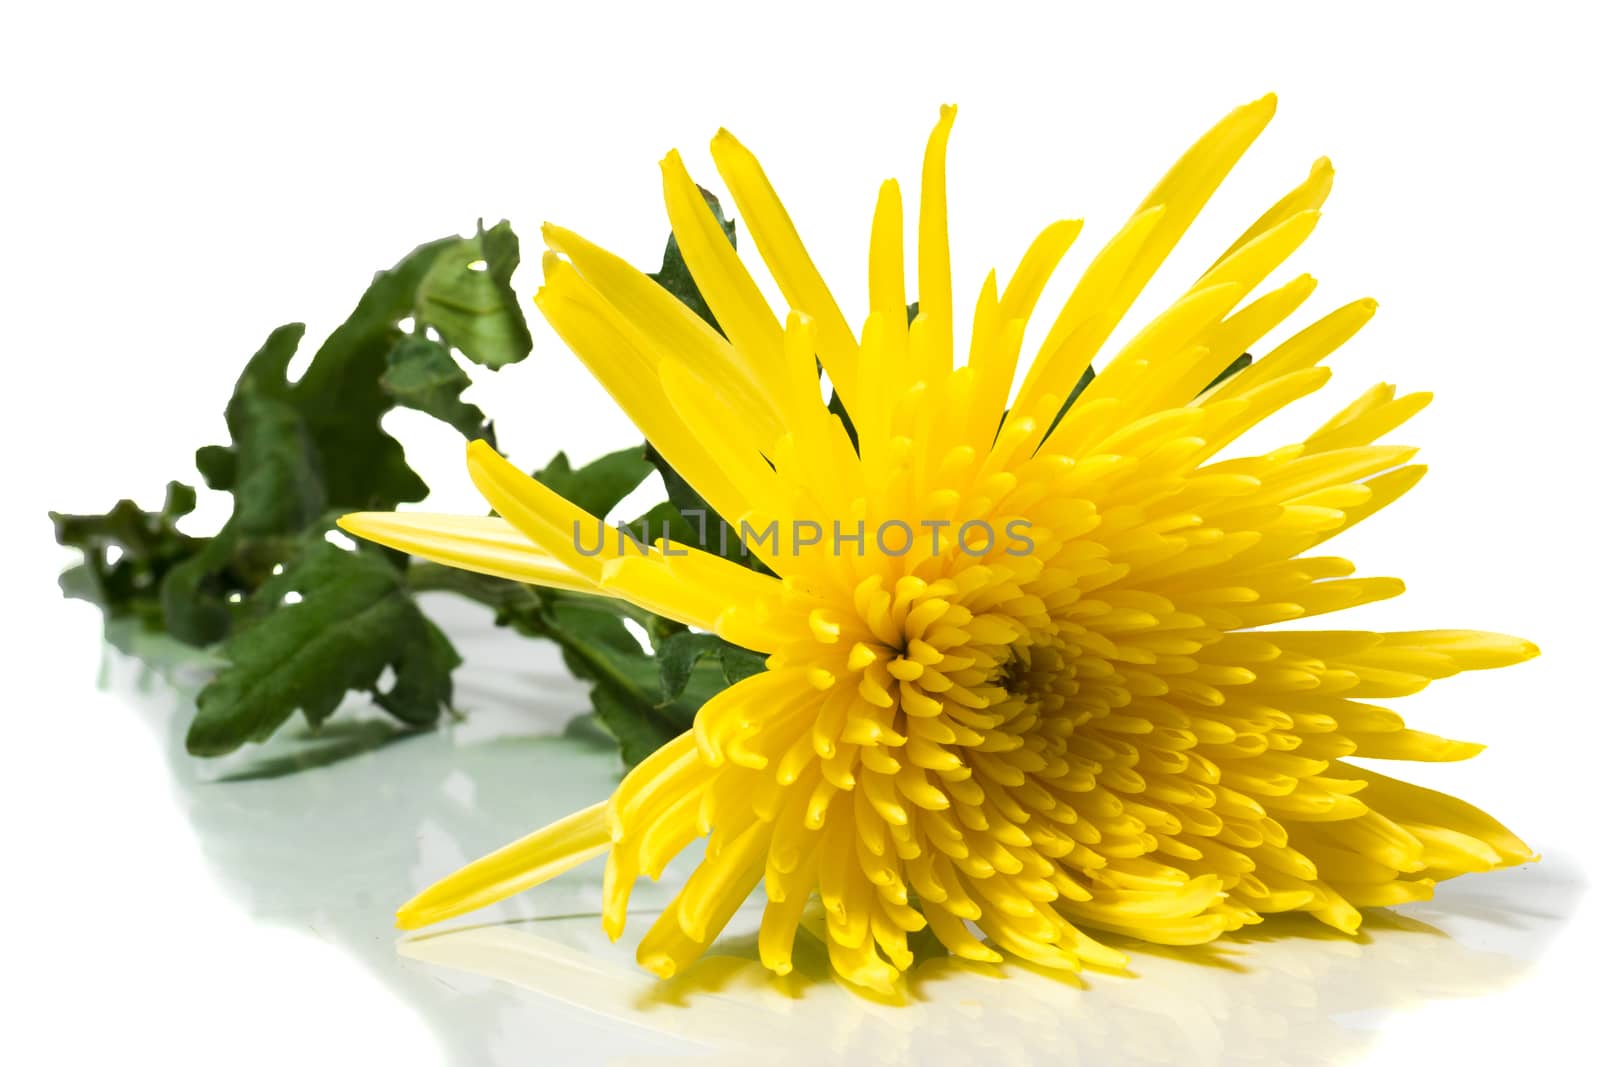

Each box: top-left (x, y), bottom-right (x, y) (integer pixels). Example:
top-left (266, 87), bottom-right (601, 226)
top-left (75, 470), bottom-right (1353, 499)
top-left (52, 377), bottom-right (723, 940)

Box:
top-left (73, 597), bottom-right (1585, 1067)
top-left (8, 6), bottom-right (1598, 1061)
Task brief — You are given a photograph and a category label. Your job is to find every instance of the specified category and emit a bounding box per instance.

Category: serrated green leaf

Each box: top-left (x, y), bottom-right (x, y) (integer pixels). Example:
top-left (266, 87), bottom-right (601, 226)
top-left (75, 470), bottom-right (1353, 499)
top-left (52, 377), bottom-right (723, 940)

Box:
top-left (541, 600), bottom-right (731, 767)
top-left (222, 325), bottom-right (330, 536)
top-left (719, 645), bottom-right (766, 685)
top-left (535, 445), bottom-right (654, 520)
top-left (415, 219), bottom-right (533, 370)
top-left (288, 237), bottom-right (459, 509)
top-left (51, 480), bottom-right (202, 624)
top-left (648, 188), bottom-right (734, 334)
top-left (589, 684), bottom-right (678, 769)
top-left (160, 529), bottom-right (241, 645)
top-left (161, 235), bottom-right (477, 643)
top-left (657, 630), bottom-right (766, 705)
top-left (187, 543), bottom-right (460, 756)
top-left (381, 336), bottom-right (495, 445)
top-left (656, 631), bottom-right (727, 704)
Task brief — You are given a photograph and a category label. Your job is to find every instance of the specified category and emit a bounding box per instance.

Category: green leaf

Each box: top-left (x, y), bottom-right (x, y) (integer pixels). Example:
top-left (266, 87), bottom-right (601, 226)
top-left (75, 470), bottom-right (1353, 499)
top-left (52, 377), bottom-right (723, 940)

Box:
top-left (160, 530), bottom-right (242, 645)
top-left (656, 631), bottom-right (727, 704)
top-left (187, 543), bottom-right (461, 756)
top-left (623, 501), bottom-right (700, 553)
top-left (656, 631), bottom-right (767, 704)
top-left (162, 234), bottom-right (481, 642)
top-left (415, 219), bottom-right (534, 370)
top-left (641, 441), bottom-right (712, 526)
top-left (287, 236), bottom-right (460, 509)
top-left (826, 388), bottom-right (860, 451)
top-left (589, 685), bottom-right (679, 769)
top-left (535, 445), bottom-right (654, 519)
top-left (197, 237), bottom-right (454, 532)
top-left (194, 445), bottom-right (236, 491)
top-left (51, 481), bottom-right (202, 624)
top-left (1043, 365), bottom-right (1096, 439)
top-left (220, 324), bottom-right (331, 536)
top-left (648, 187), bottom-right (735, 334)
top-left (381, 336), bottom-right (495, 445)
top-left (544, 601), bottom-right (685, 766)
top-left (402, 562), bottom-right (702, 766)
top-left (719, 645), bottom-right (767, 685)
top-left (638, 442), bottom-right (772, 573)
top-left (1202, 352), bottom-right (1252, 394)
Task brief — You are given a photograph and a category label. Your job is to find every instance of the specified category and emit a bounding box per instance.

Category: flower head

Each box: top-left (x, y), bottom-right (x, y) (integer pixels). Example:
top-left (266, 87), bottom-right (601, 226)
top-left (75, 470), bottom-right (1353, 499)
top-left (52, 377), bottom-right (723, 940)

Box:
top-left (341, 94), bottom-right (1537, 991)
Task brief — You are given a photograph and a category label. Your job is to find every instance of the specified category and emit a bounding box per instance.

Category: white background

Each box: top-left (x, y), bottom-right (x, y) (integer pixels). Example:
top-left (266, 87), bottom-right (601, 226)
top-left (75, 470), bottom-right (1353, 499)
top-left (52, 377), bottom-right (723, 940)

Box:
top-left (3, 1), bottom-right (1595, 1064)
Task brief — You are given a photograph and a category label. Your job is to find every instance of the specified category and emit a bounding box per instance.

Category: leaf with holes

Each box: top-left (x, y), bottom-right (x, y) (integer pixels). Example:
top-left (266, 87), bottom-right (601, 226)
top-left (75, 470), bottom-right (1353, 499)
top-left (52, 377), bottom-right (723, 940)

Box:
top-left (381, 336), bottom-right (495, 445)
top-left (52, 481), bottom-right (202, 625)
top-left (415, 219), bottom-right (533, 370)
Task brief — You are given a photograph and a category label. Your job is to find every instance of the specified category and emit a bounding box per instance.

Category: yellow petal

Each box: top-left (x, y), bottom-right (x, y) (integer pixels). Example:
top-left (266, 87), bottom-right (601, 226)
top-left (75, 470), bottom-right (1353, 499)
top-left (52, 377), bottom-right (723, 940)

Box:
top-left (336, 512), bottom-right (606, 595)
top-left (915, 104), bottom-right (958, 376)
top-left (395, 802), bottom-right (610, 930)
top-left (710, 129), bottom-right (860, 400)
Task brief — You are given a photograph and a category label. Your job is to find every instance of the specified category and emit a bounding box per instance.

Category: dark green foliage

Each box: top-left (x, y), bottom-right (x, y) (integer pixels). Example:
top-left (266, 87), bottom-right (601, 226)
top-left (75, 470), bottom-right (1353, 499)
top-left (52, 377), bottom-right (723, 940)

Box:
top-left (188, 544), bottom-right (461, 755)
top-left (52, 481), bottom-right (202, 626)
top-left (53, 213), bottom-right (777, 768)
top-left (381, 337), bottom-right (496, 445)
top-left (535, 446), bottom-right (654, 519)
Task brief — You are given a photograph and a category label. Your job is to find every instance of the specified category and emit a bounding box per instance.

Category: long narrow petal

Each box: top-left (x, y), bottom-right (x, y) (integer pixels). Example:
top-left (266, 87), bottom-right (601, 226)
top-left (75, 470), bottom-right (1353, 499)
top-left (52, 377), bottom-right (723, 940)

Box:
top-left (1207, 156), bottom-right (1334, 270)
top-left (915, 105), bottom-right (958, 376)
top-left (868, 178), bottom-right (906, 322)
top-left (710, 129), bottom-right (860, 400)
top-left (1017, 94), bottom-right (1278, 416)
top-left (535, 258), bottom-right (758, 524)
top-left (462, 441), bottom-right (759, 631)
top-left (337, 512), bottom-right (608, 595)
top-left (542, 223), bottom-right (780, 440)
top-left (1207, 298), bottom-right (1379, 402)
top-left (660, 149), bottom-right (786, 382)
top-left (395, 802), bottom-right (611, 930)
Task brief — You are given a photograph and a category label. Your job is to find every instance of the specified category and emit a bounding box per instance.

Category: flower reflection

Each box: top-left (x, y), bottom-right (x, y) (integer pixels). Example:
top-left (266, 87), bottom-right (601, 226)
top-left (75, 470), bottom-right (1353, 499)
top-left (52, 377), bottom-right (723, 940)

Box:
top-left (401, 886), bottom-right (1558, 1067)
top-left (100, 609), bottom-right (1578, 1067)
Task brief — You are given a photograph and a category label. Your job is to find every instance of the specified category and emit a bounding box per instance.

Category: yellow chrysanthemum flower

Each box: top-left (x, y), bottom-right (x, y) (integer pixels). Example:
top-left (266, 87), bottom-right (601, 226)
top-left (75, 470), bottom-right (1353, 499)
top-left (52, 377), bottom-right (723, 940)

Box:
top-left (340, 94), bottom-right (1537, 992)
